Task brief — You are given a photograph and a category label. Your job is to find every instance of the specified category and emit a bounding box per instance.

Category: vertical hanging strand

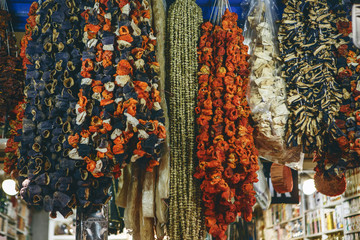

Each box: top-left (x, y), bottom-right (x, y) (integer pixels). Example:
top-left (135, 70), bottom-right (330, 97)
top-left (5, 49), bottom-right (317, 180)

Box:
top-left (167, 0), bottom-right (204, 239)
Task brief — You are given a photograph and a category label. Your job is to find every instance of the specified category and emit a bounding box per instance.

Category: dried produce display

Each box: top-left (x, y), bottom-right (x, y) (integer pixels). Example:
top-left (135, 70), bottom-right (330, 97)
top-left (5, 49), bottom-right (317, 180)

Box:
top-left (4, 2), bottom-right (39, 180)
top-left (0, 3), bottom-right (24, 118)
top-left (278, 0), bottom-right (343, 155)
top-left (194, 9), bottom-right (259, 240)
top-left (167, 0), bottom-right (204, 239)
top-left (311, 1), bottom-right (358, 196)
top-left (16, 0), bottom-right (166, 221)
top-left (4, 102), bottom-right (24, 177)
top-left (71, 0), bottom-right (165, 179)
top-left (18, 0), bottom-right (87, 218)
top-left (246, 0), bottom-right (302, 166)
top-left (20, 2), bottom-right (38, 69)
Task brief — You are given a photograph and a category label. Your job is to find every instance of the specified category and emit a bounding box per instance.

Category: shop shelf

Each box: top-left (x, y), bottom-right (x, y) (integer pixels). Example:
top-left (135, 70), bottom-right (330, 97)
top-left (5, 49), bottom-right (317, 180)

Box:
top-left (324, 228), bottom-right (343, 234)
top-left (344, 211), bottom-right (360, 218)
top-left (291, 237), bottom-right (304, 240)
top-left (345, 229), bottom-right (360, 234)
top-left (305, 233), bottom-right (322, 238)
top-left (51, 235), bottom-right (75, 240)
top-left (323, 200), bottom-right (342, 208)
top-left (343, 193), bottom-right (360, 201)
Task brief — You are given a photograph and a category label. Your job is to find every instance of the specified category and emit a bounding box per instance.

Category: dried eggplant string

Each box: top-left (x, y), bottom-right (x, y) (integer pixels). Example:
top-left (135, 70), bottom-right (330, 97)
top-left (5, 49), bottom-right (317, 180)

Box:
top-left (278, 0), bottom-right (343, 155)
top-left (167, 0), bottom-right (204, 238)
top-left (311, 1), bottom-right (360, 197)
top-left (195, 9), bottom-right (259, 240)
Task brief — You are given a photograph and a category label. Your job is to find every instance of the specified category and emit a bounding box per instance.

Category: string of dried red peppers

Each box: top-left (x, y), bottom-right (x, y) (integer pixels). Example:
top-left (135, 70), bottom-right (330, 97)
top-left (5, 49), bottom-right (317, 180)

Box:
top-left (3, 2), bottom-right (37, 178)
top-left (194, 9), bottom-right (259, 240)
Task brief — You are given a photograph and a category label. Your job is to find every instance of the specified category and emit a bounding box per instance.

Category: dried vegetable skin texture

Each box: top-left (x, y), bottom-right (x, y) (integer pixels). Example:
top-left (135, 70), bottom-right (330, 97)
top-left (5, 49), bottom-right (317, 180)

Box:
top-left (167, 0), bottom-right (204, 239)
top-left (18, 0), bottom-right (89, 218)
top-left (69, 0), bottom-right (166, 179)
top-left (194, 10), bottom-right (259, 240)
top-left (278, 0), bottom-right (343, 154)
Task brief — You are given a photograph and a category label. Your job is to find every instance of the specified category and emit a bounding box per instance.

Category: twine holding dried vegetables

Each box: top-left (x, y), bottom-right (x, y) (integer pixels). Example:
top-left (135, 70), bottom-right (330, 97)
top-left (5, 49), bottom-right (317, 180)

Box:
top-left (194, 9), bottom-right (259, 240)
top-left (167, 0), bottom-right (204, 239)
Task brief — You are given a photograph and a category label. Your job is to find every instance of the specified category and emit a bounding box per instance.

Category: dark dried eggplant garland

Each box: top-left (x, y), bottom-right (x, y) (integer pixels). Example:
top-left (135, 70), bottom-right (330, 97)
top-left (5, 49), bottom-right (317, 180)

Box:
top-left (278, 0), bottom-right (343, 154)
top-left (194, 10), bottom-right (259, 240)
top-left (332, 4), bottom-right (360, 164)
top-left (167, 0), bottom-right (204, 239)
top-left (18, 0), bottom-right (86, 218)
top-left (311, 2), bottom-right (359, 197)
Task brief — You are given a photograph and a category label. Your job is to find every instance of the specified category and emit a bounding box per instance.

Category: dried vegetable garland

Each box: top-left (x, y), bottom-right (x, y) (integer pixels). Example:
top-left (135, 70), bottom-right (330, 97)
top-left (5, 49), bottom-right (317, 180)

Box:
top-left (331, 3), bottom-right (359, 165)
top-left (194, 10), bottom-right (259, 240)
top-left (69, 0), bottom-right (165, 177)
top-left (17, 0), bottom-right (165, 218)
top-left (18, 0), bottom-right (89, 218)
top-left (278, 0), bottom-right (343, 154)
top-left (0, 4), bottom-right (24, 118)
top-left (3, 2), bottom-right (38, 178)
top-left (4, 102), bottom-right (24, 177)
top-left (167, 0), bottom-right (204, 239)
top-left (246, 1), bottom-right (301, 165)
top-left (312, 2), bottom-right (358, 196)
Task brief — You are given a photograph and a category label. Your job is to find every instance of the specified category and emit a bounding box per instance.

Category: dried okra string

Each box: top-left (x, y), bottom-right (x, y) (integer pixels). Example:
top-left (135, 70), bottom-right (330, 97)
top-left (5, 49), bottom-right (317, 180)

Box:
top-left (194, 10), bottom-right (259, 240)
top-left (167, 0), bottom-right (204, 239)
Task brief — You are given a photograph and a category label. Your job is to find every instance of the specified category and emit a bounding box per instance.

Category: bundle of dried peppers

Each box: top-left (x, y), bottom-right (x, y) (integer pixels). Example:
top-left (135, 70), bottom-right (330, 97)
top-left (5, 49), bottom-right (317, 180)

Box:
top-left (194, 9), bottom-right (259, 240)
top-left (3, 2), bottom-right (38, 178)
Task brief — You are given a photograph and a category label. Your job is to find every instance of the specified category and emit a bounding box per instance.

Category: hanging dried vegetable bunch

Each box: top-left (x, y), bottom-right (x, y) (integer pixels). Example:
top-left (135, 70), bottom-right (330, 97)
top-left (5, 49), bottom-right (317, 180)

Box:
top-left (331, 2), bottom-right (359, 164)
top-left (194, 9), bottom-right (259, 240)
top-left (69, 0), bottom-right (165, 179)
top-left (246, 0), bottom-right (302, 165)
top-left (3, 2), bottom-right (38, 179)
top-left (20, 2), bottom-right (38, 69)
top-left (18, 0), bottom-right (87, 218)
top-left (167, 0), bottom-right (204, 239)
top-left (311, 1), bottom-right (359, 196)
top-left (0, 0), bottom-right (24, 118)
top-left (4, 102), bottom-right (25, 177)
top-left (278, 0), bottom-right (343, 155)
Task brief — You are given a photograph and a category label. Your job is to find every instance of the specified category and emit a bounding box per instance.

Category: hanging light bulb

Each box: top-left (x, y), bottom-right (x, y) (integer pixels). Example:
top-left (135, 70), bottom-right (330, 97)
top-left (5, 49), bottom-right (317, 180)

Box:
top-left (303, 179), bottom-right (316, 195)
top-left (2, 179), bottom-right (18, 196)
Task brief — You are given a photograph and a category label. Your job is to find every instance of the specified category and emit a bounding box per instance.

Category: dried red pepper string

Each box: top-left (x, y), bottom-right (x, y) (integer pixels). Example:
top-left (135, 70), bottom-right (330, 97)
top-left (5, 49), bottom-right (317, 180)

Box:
top-left (4, 2), bottom-right (38, 178)
top-left (195, 10), bottom-right (259, 240)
